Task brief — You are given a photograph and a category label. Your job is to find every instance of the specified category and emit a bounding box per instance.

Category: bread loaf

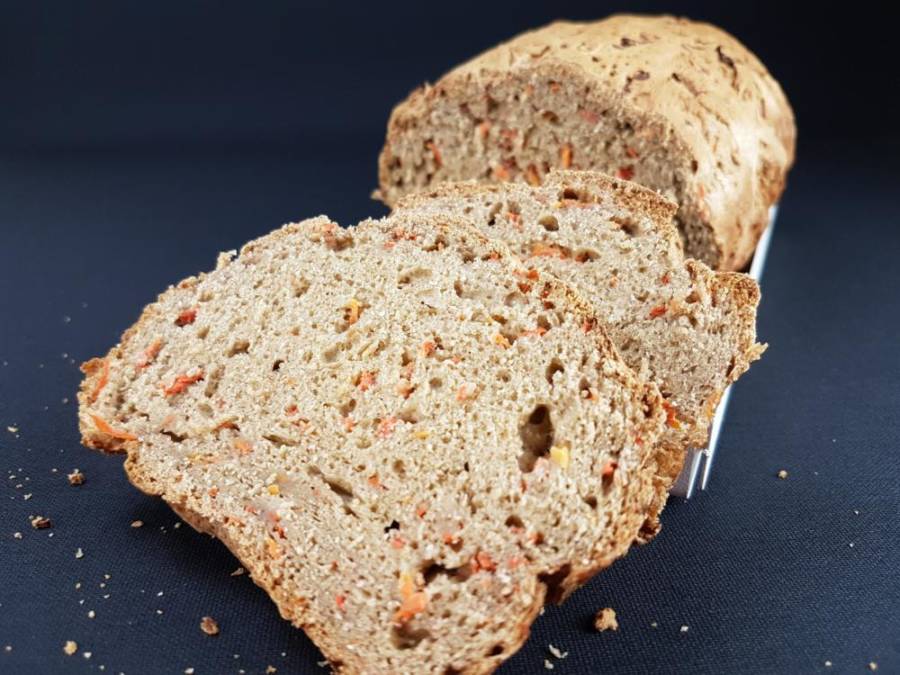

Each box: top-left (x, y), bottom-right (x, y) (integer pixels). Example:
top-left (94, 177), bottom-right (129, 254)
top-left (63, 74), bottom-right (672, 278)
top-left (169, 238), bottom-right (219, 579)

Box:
top-left (377, 14), bottom-right (796, 270)
top-left (77, 213), bottom-right (665, 673)
top-left (394, 170), bottom-right (766, 529)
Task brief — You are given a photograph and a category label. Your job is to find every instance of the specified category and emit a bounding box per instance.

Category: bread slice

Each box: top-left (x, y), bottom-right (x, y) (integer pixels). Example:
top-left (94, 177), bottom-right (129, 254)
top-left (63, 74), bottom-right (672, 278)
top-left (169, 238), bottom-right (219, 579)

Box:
top-left (377, 14), bottom-right (795, 270)
top-left (394, 170), bottom-right (765, 529)
top-left (77, 213), bottom-right (665, 673)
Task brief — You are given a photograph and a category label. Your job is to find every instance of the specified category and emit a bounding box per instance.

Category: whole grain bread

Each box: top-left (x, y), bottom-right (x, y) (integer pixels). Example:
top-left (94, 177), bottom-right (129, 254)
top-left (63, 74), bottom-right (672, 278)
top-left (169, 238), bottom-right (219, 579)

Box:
top-left (377, 14), bottom-right (796, 270)
top-left (394, 170), bottom-right (766, 530)
top-left (77, 213), bottom-right (665, 674)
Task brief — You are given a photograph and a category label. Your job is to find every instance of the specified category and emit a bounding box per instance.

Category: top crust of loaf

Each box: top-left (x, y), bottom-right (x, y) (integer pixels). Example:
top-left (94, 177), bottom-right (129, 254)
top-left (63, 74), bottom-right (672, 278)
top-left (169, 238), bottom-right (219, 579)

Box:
top-left (379, 14), bottom-right (795, 270)
top-left (77, 214), bottom-right (665, 674)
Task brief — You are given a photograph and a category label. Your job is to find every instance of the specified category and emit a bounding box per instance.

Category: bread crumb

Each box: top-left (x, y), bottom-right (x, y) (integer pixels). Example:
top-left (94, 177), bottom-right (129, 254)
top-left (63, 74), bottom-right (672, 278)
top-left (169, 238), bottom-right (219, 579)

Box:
top-left (87, 610), bottom-right (95, 619)
top-left (869, 663), bottom-right (878, 671)
top-left (30, 516), bottom-right (52, 529)
top-left (6, 426), bottom-right (18, 434)
top-left (200, 616), bottom-right (220, 636)
top-left (75, 547), bottom-right (84, 559)
top-left (63, 641), bottom-right (78, 656)
top-left (680, 625), bottom-right (690, 633)
top-left (131, 520), bottom-right (143, 528)
top-left (23, 493), bottom-right (32, 501)
top-left (4, 645), bottom-right (12, 653)
top-left (650, 621), bottom-right (658, 628)
top-left (83, 651), bottom-right (92, 659)
top-left (594, 607), bottom-right (618, 631)
top-left (13, 532), bottom-right (22, 540)
top-left (777, 469), bottom-right (788, 479)
top-left (266, 667), bottom-right (277, 674)
top-left (316, 660), bottom-right (329, 668)
top-left (543, 659), bottom-right (554, 670)
top-left (67, 469), bottom-right (85, 486)
top-left (548, 644), bottom-right (568, 659)
top-left (824, 661), bottom-right (832, 667)
top-left (184, 669), bottom-right (195, 674)
top-left (230, 567), bottom-right (245, 576)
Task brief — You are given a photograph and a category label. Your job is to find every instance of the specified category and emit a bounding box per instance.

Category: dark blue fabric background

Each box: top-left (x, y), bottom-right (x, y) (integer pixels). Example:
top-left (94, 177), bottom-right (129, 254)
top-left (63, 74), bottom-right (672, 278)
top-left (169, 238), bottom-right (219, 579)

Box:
top-left (1, 2), bottom-right (898, 674)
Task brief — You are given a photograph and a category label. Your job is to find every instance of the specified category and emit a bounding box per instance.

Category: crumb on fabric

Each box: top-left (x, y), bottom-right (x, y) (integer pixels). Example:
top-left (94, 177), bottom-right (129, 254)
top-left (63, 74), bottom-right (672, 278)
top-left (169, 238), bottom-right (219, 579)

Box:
top-left (30, 516), bottom-right (52, 529)
top-left (680, 625), bottom-right (690, 633)
top-left (231, 567), bottom-right (245, 576)
top-left (594, 607), bottom-right (618, 632)
top-left (777, 469), bottom-right (788, 479)
top-left (266, 667), bottom-right (278, 674)
top-left (869, 663), bottom-right (878, 671)
top-left (13, 532), bottom-right (22, 540)
top-left (131, 520), bottom-right (143, 528)
top-left (87, 610), bottom-right (95, 619)
top-left (63, 641), bottom-right (78, 656)
top-left (200, 616), bottom-right (220, 636)
top-left (543, 659), bottom-right (554, 670)
top-left (548, 644), bottom-right (568, 659)
top-left (68, 469), bottom-right (85, 486)
top-left (75, 547), bottom-right (84, 559)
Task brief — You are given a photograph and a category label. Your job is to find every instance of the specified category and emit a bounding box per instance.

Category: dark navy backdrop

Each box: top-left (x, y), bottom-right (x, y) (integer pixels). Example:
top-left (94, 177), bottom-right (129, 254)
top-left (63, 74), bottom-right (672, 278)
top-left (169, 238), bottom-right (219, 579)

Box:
top-left (1, 2), bottom-right (898, 673)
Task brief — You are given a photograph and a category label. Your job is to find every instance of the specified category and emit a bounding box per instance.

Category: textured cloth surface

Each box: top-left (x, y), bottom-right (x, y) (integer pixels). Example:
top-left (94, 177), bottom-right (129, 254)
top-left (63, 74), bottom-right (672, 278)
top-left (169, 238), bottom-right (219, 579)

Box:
top-left (0, 149), bottom-right (897, 675)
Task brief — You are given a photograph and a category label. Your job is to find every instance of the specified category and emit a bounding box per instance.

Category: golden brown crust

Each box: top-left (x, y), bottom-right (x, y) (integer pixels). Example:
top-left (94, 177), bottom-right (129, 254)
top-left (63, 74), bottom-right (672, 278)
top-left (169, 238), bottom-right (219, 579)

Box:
top-left (379, 14), bottom-right (795, 270)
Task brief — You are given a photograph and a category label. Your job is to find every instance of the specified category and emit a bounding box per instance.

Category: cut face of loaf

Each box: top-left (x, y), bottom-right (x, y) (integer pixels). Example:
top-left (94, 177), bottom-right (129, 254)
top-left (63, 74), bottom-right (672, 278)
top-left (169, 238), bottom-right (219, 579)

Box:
top-left (77, 214), bottom-right (664, 674)
top-left (377, 14), bottom-right (796, 270)
top-left (395, 170), bottom-right (766, 524)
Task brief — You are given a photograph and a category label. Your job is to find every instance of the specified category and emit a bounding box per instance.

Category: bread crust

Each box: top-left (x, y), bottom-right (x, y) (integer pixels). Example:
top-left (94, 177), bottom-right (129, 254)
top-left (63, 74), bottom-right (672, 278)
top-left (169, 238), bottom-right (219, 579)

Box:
top-left (378, 14), bottom-right (795, 270)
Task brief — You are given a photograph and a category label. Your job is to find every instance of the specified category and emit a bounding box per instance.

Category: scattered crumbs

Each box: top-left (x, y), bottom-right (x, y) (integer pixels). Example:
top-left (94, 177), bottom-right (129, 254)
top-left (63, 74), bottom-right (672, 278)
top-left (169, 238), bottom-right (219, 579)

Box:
top-left (99, 667), bottom-right (106, 672)
top-left (825, 661), bottom-right (832, 667)
top-left (777, 470), bottom-right (788, 480)
top-left (157, 591), bottom-right (164, 597)
top-left (869, 662), bottom-right (878, 671)
top-left (30, 516), bottom-right (52, 529)
top-left (83, 652), bottom-right (92, 659)
top-left (100, 583), bottom-right (106, 589)
top-left (87, 610), bottom-right (96, 619)
top-left (156, 609), bottom-right (163, 615)
top-left (131, 520), bottom-right (144, 528)
top-left (75, 582), bottom-right (82, 590)
top-left (13, 532), bottom-right (22, 540)
top-left (64, 641), bottom-right (78, 656)
top-left (200, 616), bottom-right (220, 636)
top-left (266, 667), bottom-right (277, 674)
top-left (316, 660), bottom-right (329, 668)
top-left (75, 547), bottom-right (84, 559)
top-left (230, 567), bottom-right (245, 577)
top-left (68, 469), bottom-right (85, 486)
top-left (854, 510), bottom-right (860, 515)
top-left (543, 659), bottom-right (555, 670)
top-left (63, 315), bottom-right (72, 324)
top-left (280, 652), bottom-right (286, 658)
top-left (61, 397), bottom-right (69, 405)
top-left (849, 542), bottom-right (855, 548)
top-left (184, 669), bottom-right (195, 675)
top-left (103, 594), bottom-right (110, 599)
top-left (650, 621), bottom-right (658, 628)
top-left (680, 625), bottom-right (690, 633)
top-left (174, 522), bottom-right (182, 529)
top-left (51, 468), bottom-right (58, 473)
top-left (6, 426), bottom-right (18, 434)
top-left (23, 493), bottom-right (32, 501)
top-left (539, 606), bottom-right (545, 616)
top-left (548, 644), bottom-right (568, 659)
top-left (4, 645), bottom-right (11, 653)
top-left (104, 573), bottom-right (111, 580)
top-left (594, 607), bottom-right (618, 632)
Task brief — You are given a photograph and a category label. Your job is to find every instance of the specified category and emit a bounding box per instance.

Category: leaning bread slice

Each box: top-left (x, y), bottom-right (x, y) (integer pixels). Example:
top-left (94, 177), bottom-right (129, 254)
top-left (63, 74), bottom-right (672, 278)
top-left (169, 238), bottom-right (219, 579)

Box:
top-left (77, 213), bottom-right (664, 674)
top-left (395, 170), bottom-right (765, 529)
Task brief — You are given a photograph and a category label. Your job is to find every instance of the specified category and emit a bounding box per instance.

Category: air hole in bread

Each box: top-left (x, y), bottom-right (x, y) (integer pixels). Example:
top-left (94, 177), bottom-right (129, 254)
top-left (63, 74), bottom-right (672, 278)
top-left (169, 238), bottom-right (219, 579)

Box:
top-left (392, 459), bottom-right (406, 477)
top-left (338, 398), bottom-right (356, 416)
top-left (610, 214), bottom-right (640, 237)
top-left (196, 326), bottom-right (209, 340)
top-left (583, 495), bottom-right (598, 509)
top-left (539, 215), bottom-right (559, 231)
top-left (398, 407), bottom-right (419, 424)
top-left (488, 644), bottom-right (505, 656)
top-left (505, 514), bottom-right (524, 529)
top-left (575, 248), bottom-right (599, 263)
top-left (485, 202), bottom-right (502, 227)
top-left (384, 520), bottom-right (400, 533)
top-left (424, 234), bottom-right (448, 252)
top-left (518, 405), bottom-right (554, 472)
top-left (161, 430), bottom-right (186, 443)
top-left (497, 370), bottom-right (511, 383)
top-left (428, 377), bottom-right (443, 390)
top-left (422, 561), bottom-right (468, 585)
top-left (203, 366), bottom-right (224, 398)
top-left (546, 359), bottom-right (565, 386)
top-left (263, 433), bottom-right (299, 448)
top-left (537, 315), bottom-right (552, 332)
top-left (272, 359), bottom-right (283, 371)
top-left (538, 563), bottom-right (572, 603)
top-left (398, 266), bottom-right (432, 286)
top-left (391, 624), bottom-right (432, 650)
top-left (291, 276), bottom-right (310, 297)
top-left (226, 340), bottom-right (250, 357)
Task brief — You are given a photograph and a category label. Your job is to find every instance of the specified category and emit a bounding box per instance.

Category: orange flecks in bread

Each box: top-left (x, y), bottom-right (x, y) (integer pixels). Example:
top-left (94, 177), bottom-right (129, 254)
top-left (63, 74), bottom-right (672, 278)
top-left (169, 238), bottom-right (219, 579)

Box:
top-left (367, 473), bottom-right (383, 489)
top-left (661, 272), bottom-right (671, 285)
top-left (89, 414), bottom-right (137, 441)
top-left (473, 551), bottom-right (497, 573)
top-left (425, 141), bottom-right (442, 168)
top-left (531, 242), bottom-right (568, 259)
top-left (420, 340), bottom-right (436, 357)
top-left (549, 81), bottom-right (562, 93)
top-left (214, 420), bottom-right (238, 432)
top-left (208, 486), bottom-right (219, 498)
top-left (507, 211), bottom-right (523, 231)
top-left (344, 298), bottom-right (362, 326)
top-left (477, 120), bottom-right (491, 139)
top-left (662, 401), bottom-right (682, 430)
top-left (391, 535), bottom-right (407, 550)
top-left (506, 556), bottom-right (523, 570)
top-left (578, 108), bottom-right (599, 124)
top-left (395, 381), bottom-right (415, 399)
top-left (233, 438), bottom-right (253, 455)
top-left (415, 501), bottom-right (428, 518)
top-left (634, 435), bottom-right (644, 446)
top-left (377, 416), bottom-right (398, 438)
top-left (617, 166), bottom-right (635, 181)
top-left (175, 308), bottom-right (197, 327)
top-left (492, 164), bottom-right (511, 181)
top-left (393, 572), bottom-right (427, 624)
top-left (163, 371), bottom-right (204, 396)
top-left (455, 383), bottom-right (478, 402)
top-left (88, 359), bottom-right (110, 404)
top-left (601, 460), bottom-right (618, 479)
top-left (625, 146), bottom-right (640, 158)
top-left (136, 339), bottom-right (163, 370)
top-left (525, 164), bottom-right (541, 186)
top-left (514, 267), bottom-right (540, 281)
top-left (342, 416), bottom-right (356, 433)
top-left (517, 282), bottom-right (533, 294)
top-left (442, 531), bottom-right (461, 546)
top-left (266, 537), bottom-right (281, 558)
top-left (649, 305), bottom-right (668, 318)
top-left (519, 326), bottom-right (548, 339)
top-left (284, 404), bottom-right (298, 415)
top-left (581, 318), bottom-right (596, 333)
top-left (335, 594), bottom-right (347, 611)
top-left (493, 333), bottom-right (511, 349)
top-left (356, 370), bottom-right (377, 391)
top-left (560, 143), bottom-right (573, 169)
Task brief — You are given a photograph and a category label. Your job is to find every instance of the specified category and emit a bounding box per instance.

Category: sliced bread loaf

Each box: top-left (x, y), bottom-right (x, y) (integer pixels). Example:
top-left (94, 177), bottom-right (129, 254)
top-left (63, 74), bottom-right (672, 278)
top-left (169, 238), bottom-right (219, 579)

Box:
top-left (394, 170), bottom-right (765, 528)
top-left (77, 213), bottom-right (665, 673)
top-left (377, 14), bottom-right (796, 270)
